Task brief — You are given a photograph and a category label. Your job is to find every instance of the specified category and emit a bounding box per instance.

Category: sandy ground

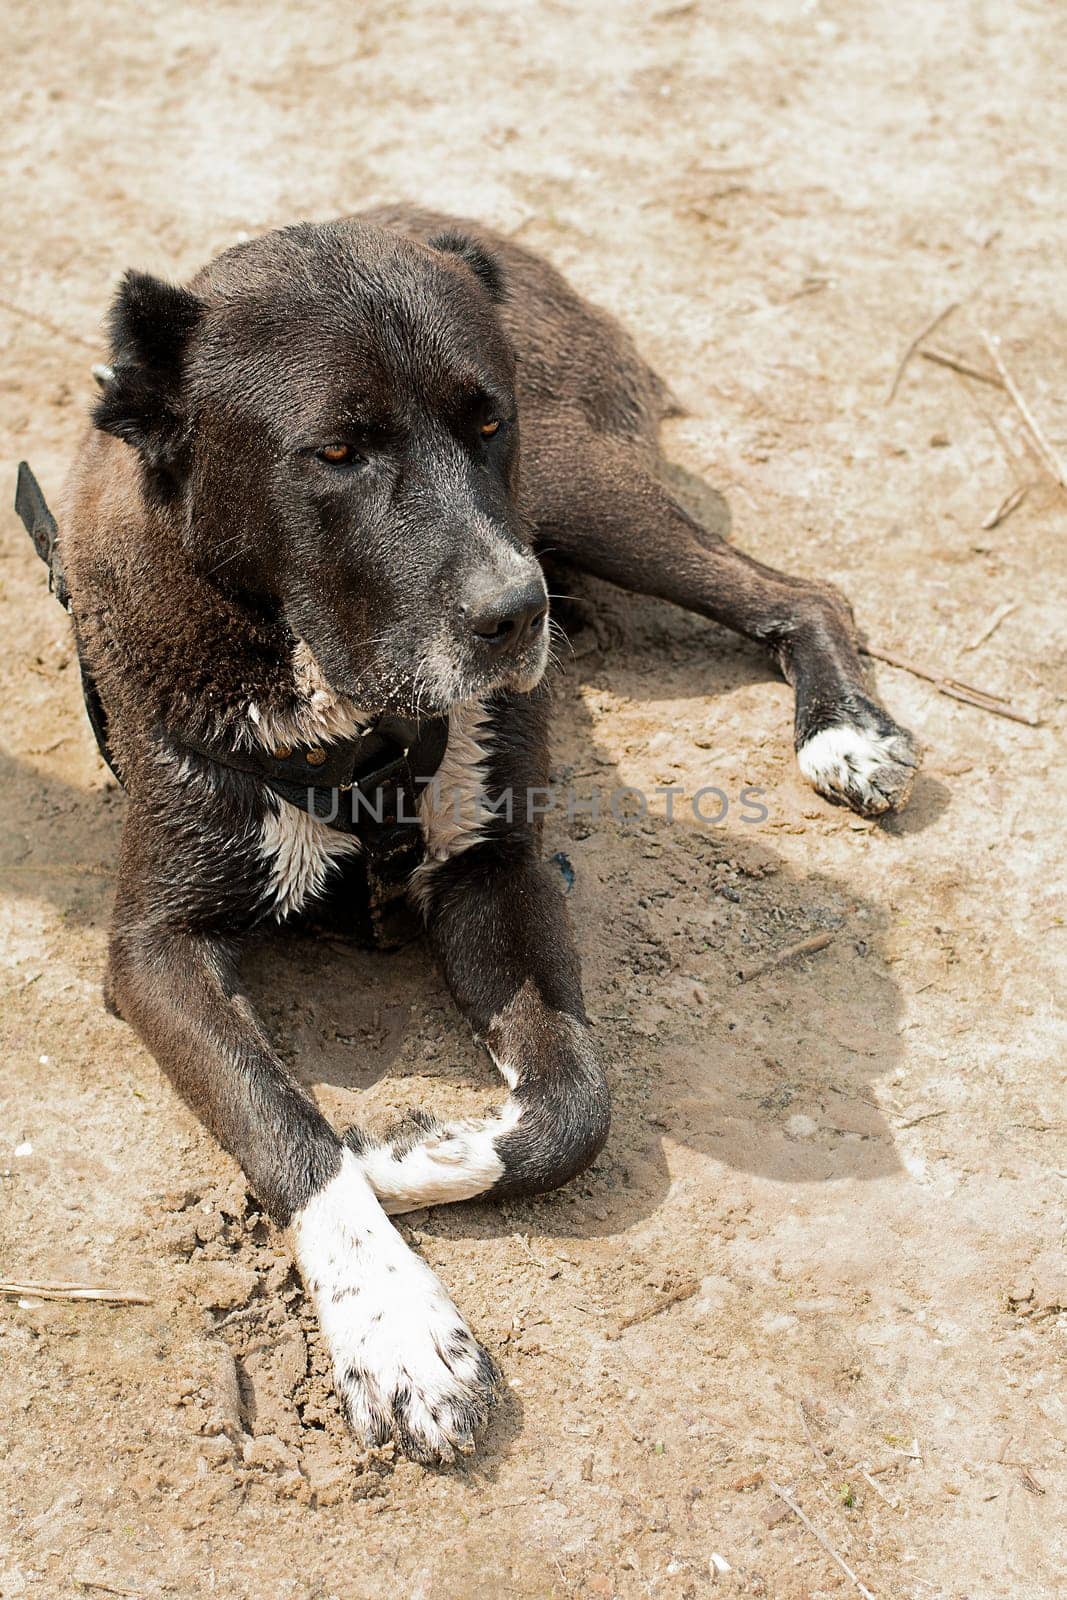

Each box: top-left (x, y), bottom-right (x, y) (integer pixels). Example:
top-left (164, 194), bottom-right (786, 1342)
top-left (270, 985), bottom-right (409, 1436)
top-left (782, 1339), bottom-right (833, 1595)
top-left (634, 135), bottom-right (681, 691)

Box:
top-left (1, 2), bottom-right (1065, 1596)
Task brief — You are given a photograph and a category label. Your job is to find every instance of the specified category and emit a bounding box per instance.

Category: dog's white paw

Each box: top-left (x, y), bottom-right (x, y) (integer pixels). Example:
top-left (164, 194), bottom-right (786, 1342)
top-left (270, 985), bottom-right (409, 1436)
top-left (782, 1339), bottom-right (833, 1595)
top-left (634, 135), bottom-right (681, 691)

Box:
top-left (797, 714), bottom-right (921, 817)
top-left (329, 1244), bottom-right (498, 1464)
top-left (355, 1104), bottom-right (522, 1214)
top-left (293, 1150), bottom-right (499, 1464)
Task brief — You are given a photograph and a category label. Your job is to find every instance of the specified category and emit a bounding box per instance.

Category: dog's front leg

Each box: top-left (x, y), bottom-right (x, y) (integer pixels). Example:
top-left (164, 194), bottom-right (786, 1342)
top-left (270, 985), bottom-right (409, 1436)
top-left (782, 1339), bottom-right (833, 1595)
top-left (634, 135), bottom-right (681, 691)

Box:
top-left (107, 874), bottom-right (497, 1462)
top-left (355, 842), bottom-right (610, 1213)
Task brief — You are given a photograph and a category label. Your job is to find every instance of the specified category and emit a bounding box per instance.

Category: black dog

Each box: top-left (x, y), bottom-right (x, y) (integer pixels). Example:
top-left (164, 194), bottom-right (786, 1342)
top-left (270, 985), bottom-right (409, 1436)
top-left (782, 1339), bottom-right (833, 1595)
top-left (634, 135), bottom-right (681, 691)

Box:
top-left (27, 207), bottom-right (918, 1463)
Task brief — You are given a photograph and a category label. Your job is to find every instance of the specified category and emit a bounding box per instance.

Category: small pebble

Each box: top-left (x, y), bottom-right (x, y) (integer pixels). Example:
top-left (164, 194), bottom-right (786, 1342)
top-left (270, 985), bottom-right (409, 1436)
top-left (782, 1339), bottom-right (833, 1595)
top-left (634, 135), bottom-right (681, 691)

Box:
top-left (243, 1433), bottom-right (297, 1473)
top-left (195, 1211), bottom-right (224, 1245)
top-left (786, 1113), bottom-right (818, 1138)
top-left (550, 851), bottom-right (576, 893)
top-left (198, 1433), bottom-right (234, 1464)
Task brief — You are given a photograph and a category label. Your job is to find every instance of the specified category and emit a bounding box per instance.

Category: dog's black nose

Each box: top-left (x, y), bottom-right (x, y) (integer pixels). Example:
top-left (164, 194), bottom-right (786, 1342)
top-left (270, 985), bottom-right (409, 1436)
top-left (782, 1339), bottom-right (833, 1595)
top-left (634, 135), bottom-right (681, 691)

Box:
top-left (463, 578), bottom-right (548, 656)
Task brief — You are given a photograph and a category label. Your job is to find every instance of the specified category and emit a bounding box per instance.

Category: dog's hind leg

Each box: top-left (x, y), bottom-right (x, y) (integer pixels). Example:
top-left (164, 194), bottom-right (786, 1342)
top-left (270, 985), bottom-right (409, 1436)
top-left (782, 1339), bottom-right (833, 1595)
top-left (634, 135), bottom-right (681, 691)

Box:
top-left (530, 429), bottom-right (920, 817)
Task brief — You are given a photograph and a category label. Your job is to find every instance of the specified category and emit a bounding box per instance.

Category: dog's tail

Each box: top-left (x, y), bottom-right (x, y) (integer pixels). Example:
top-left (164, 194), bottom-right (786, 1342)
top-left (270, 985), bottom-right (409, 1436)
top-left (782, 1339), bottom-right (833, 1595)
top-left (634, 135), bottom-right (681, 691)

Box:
top-left (345, 1023), bottom-right (609, 1212)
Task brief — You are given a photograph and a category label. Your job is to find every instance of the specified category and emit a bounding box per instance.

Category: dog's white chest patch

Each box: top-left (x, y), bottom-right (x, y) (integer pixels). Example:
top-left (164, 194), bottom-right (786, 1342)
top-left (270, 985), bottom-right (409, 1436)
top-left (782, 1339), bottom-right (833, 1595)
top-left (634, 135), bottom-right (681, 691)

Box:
top-left (259, 802), bottom-right (361, 920)
top-left (417, 698), bottom-right (493, 863)
top-left (247, 639), bottom-right (371, 754)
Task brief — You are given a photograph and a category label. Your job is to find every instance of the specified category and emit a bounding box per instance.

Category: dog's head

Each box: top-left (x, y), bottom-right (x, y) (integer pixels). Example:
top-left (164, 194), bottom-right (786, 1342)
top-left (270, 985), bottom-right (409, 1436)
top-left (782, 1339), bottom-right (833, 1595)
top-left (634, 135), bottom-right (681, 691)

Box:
top-left (93, 220), bottom-right (549, 715)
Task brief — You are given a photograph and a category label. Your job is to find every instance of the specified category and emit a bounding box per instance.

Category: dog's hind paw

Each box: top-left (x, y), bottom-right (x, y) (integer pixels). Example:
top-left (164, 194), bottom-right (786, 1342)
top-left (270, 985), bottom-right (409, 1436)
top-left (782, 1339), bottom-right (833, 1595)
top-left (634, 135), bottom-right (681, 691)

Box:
top-left (797, 708), bottom-right (921, 817)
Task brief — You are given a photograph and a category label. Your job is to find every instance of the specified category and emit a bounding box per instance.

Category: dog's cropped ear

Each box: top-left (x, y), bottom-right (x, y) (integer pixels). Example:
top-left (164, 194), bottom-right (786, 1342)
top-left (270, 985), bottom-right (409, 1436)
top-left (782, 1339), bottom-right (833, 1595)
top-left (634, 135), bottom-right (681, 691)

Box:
top-left (429, 229), bottom-right (507, 303)
top-left (93, 270), bottom-right (204, 488)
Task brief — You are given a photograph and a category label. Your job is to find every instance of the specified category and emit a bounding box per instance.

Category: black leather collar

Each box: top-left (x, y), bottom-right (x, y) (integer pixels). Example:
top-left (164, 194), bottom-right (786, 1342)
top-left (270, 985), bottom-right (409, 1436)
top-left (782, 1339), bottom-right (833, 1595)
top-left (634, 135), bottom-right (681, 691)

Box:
top-left (179, 714), bottom-right (450, 948)
top-left (178, 714), bottom-right (450, 840)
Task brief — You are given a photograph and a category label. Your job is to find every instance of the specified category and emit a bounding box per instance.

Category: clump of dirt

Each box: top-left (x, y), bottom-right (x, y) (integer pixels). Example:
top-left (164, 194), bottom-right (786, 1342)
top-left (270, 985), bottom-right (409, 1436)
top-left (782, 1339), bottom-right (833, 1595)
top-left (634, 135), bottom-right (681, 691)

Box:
top-left (154, 1178), bottom-right (395, 1507)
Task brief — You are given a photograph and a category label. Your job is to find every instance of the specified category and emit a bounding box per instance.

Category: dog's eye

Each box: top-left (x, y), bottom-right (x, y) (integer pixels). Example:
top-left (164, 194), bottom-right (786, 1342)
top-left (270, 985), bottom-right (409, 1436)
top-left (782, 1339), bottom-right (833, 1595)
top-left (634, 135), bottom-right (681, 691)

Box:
top-left (480, 419), bottom-right (501, 439)
top-left (317, 443), bottom-right (360, 465)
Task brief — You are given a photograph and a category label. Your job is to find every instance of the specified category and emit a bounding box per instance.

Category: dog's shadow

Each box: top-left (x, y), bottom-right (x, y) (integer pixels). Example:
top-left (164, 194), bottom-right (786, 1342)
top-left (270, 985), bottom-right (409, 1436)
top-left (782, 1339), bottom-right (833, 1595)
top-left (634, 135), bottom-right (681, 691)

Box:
top-left (1, 575), bottom-right (948, 1254)
top-left (2, 575), bottom-right (948, 1481)
top-left (244, 576), bottom-right (948, 1250)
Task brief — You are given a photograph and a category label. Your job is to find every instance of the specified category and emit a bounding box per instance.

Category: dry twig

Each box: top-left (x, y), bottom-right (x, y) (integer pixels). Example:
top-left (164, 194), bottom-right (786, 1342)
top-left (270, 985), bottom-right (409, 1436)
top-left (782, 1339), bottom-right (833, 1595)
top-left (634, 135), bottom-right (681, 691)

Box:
top-left (73, 1579), bottom-right (148, 1597)
top-left (614, 1277), bottom-right (700, 1334)
top-left (0, 1280), bottom-right (152, 1305)
top-left (919, 346), bottom-right (1003, 388)
top-left (0, 293), bottom-right (99, 350)
top-left (860, 1467), bottom-right (899, 1509)
top-left (964, 601), bottom-right (1017, 652)
top-left (0, 863), bottom-right (113, 880)
top-left (799, 1401), bottom-right (829, 1468)
top-left (740, 931), bottom-right (834, 983)
top-left (862, 645), bottom-right (1040, 726)
top-left (896, 1108), bottom-right (949, 1130)
top-left (214, 1301), bottom-right (265, 1331)
top-left (981, 484), bottom-right (1029, 531)
top-left (977, 328), bottom-right (1067, 489)
top-left (769, 1481), bottom-right (877, 1600)
top-left (887, 302), bottom-right (959, 403)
